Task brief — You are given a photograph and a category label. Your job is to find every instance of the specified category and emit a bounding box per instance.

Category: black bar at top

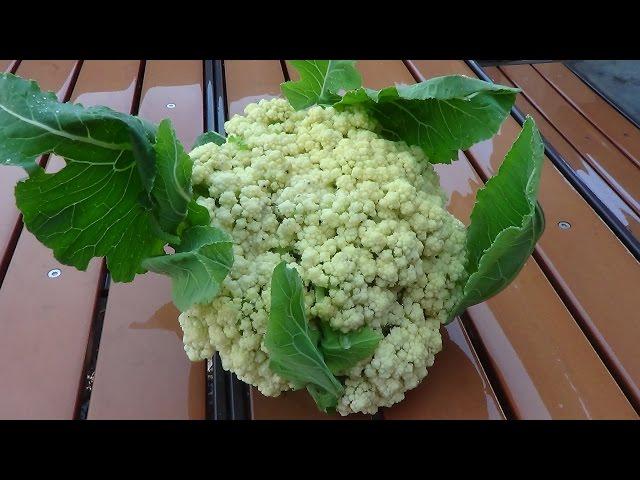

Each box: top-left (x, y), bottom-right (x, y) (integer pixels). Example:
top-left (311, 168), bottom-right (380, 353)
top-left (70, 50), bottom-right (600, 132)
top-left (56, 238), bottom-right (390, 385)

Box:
top-left (466, 60), bottom-right (640, 263)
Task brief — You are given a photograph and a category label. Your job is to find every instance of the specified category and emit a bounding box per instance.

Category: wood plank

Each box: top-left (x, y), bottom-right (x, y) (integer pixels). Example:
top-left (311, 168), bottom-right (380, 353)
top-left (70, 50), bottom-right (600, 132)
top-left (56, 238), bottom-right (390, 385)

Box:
top-left (71, 60), bottom-right (139, 113)
top-left (0, 60), bottom-right (91, 419)
top-left (483, 66), bottom-right (640, 239)
top-left (225, 60), bottom-right (505, 419)
top-left (88, 60), bottom-right (206, 419)
top-left (499, 64), bottom-right (640, 218)
top-left (225, 60), bottom-right (283, 116)
top-left (1, 60), bottom-right (17, 72)
top-left (534, 62), bottom-right (640, 168)
top-left (410, 59), bottom-right (640, 415)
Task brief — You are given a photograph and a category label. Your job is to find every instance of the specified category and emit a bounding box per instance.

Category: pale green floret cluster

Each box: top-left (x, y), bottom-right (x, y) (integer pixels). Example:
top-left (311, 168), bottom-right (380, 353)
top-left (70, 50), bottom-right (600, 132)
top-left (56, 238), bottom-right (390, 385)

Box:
top-left (179, 98), bottom-right (467, 415)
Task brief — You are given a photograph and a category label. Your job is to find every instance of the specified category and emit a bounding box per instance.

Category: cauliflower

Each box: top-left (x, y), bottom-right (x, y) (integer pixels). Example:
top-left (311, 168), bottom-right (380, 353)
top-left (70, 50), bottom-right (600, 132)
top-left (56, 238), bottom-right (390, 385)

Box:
top-left (180, 98), bottom-right (467, 415)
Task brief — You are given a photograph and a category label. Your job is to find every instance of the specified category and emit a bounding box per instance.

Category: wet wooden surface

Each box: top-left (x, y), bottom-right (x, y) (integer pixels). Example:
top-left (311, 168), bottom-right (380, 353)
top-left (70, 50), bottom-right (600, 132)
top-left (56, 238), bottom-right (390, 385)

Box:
top-left (0, 61), bottom-right (93, 419)
top-left (88, 61), bottom-right (207, 419)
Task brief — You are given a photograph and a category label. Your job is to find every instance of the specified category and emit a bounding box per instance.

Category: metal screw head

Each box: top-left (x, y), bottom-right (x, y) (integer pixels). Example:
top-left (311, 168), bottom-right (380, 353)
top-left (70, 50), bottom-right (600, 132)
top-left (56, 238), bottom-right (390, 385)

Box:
top-left (558, 221), bottom-right (571, 230)
top-left (47, 268), bottom-right (61, 278)
top-left (166, 103), bottom-right (176, 109)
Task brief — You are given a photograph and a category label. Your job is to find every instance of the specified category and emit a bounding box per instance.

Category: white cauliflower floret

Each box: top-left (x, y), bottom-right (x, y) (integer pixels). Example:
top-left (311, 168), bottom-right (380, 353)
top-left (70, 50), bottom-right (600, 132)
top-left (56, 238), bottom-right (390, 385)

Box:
top-left (178, 311), bottom-right (214, 361)
top-left (180, 97), bottom-right (467, 415)
top-left (337, 316), bottom-right (442, 415)
top-left (178, 250), bottom-right (297, 397)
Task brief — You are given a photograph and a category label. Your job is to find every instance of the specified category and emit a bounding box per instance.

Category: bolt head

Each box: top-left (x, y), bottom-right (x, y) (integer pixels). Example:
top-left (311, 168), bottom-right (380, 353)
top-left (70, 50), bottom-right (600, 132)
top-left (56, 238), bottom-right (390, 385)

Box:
top-left (47, 268), bottom-right (61, 278)
top-left (558, 221), bottom-right (571, 230)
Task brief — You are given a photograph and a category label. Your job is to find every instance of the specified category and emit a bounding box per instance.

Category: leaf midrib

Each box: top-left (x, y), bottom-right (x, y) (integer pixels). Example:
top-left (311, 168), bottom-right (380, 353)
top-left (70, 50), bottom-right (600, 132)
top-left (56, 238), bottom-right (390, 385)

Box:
top-left (318, 60), bottom-right (334, 102)
top-left (274, 273), bottom-right (342, 395)
top-left (0, 103), bottom-right (131, 151)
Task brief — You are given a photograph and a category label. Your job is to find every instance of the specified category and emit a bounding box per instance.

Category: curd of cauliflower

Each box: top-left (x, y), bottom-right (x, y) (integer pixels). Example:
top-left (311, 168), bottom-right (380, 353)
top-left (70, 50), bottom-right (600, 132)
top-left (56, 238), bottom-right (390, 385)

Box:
top-left (179, 98), bottom-right (467, 415)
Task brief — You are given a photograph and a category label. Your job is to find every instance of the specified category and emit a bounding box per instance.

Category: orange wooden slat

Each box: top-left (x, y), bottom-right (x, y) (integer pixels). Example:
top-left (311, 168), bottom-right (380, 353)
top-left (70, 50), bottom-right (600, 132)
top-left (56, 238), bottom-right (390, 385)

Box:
top-left (139, 60), bottom-right (204, 150)
top-left (533, 62), bottom-right (640, 169)
top-left (17, 60), bottom-right (78, 97)
top-left (224, 60), bottom-right (506, 419)
top-left (483, 66), bottom-right (640, 239)
top-left (88, 60), bottom-right (206, 420)
top-left (71, 60), bottom-right (139, 113)
top-left (225, 60), bottom-right (284, 117)
top-left (1, 60), bottom-right (17, 72)
top-left (410, 59), bottom-right (640, 415)
top-left (498, 64), bottom-right (640, 218)
top-left (0, 60), bottom-right (92, 419)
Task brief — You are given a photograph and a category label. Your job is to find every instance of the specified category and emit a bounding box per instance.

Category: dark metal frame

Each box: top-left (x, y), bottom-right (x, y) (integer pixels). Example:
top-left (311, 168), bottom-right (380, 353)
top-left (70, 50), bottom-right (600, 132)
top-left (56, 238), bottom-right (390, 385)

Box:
top-left (203, 60), bottom-right (251, 420)
top-left (477, 60), bottom-right (557, 67)
top-left (466, 60), bottom-right (640, 262)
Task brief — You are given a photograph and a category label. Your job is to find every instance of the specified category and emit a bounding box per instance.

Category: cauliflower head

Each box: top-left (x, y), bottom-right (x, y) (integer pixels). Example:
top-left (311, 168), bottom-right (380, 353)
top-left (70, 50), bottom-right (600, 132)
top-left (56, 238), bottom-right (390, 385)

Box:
top-left (179, 98), bottom-right (467, 415)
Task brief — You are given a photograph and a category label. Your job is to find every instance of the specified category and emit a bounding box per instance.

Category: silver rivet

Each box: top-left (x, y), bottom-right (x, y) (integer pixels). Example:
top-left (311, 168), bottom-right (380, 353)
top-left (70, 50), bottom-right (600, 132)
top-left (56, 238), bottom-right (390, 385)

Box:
top-left (47, 268), bottom-right (61, 278)
top-left (166, 103), bottom-right (176, 109)
top-left (558, 221), bottom-right (571, 230)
